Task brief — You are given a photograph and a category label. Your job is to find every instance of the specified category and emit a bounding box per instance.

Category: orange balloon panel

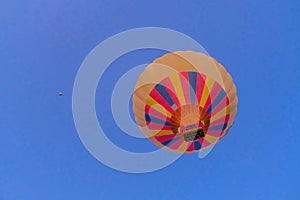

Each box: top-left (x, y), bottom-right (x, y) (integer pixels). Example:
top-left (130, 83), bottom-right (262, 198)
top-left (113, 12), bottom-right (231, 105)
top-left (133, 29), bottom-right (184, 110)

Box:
top-left (133, 51), bottom-right (237, 153)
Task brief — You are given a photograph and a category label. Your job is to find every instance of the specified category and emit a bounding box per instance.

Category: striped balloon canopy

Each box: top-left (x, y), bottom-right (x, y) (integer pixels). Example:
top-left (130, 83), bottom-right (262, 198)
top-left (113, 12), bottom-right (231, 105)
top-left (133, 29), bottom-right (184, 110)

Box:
top-left (133, 51), bottom-right (237, 153)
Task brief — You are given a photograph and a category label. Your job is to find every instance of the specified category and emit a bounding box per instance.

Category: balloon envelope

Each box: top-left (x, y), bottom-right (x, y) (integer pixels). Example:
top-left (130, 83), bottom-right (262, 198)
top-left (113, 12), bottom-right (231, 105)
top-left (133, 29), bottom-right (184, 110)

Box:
top-left (133, 51), bottom-right (237, 153)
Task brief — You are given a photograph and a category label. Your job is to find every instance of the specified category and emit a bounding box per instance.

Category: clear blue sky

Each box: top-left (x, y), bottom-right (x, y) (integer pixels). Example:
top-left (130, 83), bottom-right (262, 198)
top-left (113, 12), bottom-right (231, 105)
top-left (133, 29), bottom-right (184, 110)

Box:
top-left (1, 0), bottom-right (299, 199)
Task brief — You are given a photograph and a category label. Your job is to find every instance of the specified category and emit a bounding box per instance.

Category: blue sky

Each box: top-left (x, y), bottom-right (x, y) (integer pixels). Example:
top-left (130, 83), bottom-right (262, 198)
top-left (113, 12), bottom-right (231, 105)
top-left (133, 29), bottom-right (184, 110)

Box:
top-left (1, 0), bottom-right (300, 199)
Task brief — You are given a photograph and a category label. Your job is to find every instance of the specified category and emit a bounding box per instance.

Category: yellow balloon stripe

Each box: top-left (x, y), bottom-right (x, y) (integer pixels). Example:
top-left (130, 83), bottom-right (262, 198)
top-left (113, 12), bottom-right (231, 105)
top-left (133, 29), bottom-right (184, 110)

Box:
top-left (177, 141), bottom-right (189, 152)
top-left (204, 135), bottom-right (218, 144)
top-left (169, 74), bottom-right (186, 106)
top-left (200, 77), bottom-right (214, 107)
top-left (150, 130), bottom-right (174, 136)
top-left (210, 105), bottom-right (230, 122)
top-left (146, 96), bottom-right (172, 118)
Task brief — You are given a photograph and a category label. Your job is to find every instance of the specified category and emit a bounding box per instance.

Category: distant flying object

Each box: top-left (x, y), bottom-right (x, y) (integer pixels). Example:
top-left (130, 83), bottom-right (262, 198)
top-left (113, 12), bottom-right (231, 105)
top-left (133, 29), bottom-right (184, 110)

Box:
top-left (132, 51), bottom-right (238, 153)
top-left (59, 92), bottom-right (63, 96)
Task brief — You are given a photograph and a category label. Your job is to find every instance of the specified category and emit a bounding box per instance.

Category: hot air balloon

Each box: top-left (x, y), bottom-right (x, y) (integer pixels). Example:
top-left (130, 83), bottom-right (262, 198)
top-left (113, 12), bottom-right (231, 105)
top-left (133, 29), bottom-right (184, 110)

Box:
top-left (132, 51), bottom-right (237, 153)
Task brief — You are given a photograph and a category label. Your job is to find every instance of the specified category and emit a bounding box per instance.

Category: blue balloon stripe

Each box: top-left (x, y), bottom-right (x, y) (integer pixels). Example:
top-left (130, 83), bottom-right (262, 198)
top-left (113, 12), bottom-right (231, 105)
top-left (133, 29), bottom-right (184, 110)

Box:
top-left (208, 123), bottom-right (228, 131)
top-left (188, 72), bottom-right (197, 104)
top-left (207, 89), bottom-right (226, 114)
top-left (194, 140), bottom-right (202, 150)
top-left (145, 114), bottom-right (170, 126)
top-left (155, 84), bottom-right (175, 107)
